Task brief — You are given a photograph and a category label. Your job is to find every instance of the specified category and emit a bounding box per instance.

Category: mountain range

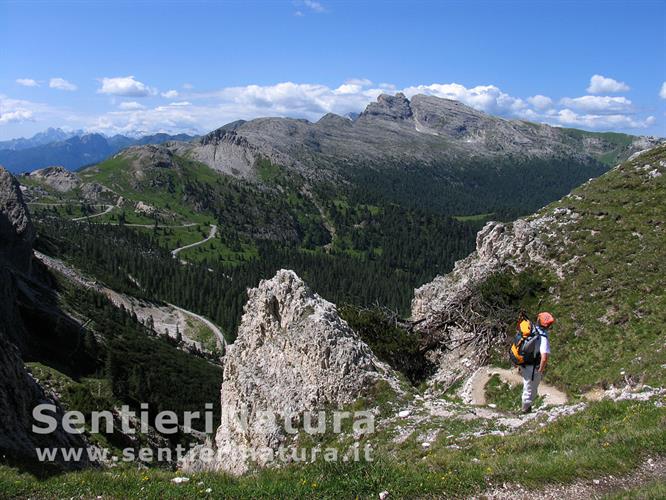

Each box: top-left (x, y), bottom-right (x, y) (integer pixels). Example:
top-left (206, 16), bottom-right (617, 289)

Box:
top-left (0, 130), bottom-right (196, 173)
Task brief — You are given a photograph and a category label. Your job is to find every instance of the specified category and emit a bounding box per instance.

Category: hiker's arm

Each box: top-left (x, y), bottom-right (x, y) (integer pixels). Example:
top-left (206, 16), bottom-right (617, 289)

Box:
top-left (538, 353), bottom-right (549, 373)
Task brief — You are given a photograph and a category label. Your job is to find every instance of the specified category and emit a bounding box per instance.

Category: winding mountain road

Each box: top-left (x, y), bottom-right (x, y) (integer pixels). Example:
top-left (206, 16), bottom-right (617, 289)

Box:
top-left (123, 222), bottom-right (198, 228)
top-left (34, 250), bottom-right (227, 353)
top-left (171, 224), bottom-right (218, 258)
top-left (170, 303), bottom-right (227, 350)
top-left (72, 196), bottom-right (123, 221)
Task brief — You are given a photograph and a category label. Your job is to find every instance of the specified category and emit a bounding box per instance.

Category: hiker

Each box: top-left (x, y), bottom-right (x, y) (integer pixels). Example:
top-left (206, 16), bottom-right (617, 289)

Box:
top-left (510, 312), bottom-right (555, 413)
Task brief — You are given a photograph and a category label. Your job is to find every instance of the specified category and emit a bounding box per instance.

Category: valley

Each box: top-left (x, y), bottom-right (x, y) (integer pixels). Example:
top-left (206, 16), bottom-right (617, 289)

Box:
top-left (0, 94), bottom-right (664, 498)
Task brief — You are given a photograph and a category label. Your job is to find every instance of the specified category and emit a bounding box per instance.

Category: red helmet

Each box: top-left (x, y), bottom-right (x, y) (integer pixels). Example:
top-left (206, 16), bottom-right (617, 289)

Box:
top-left (537, 312), bottom-right (555, 328)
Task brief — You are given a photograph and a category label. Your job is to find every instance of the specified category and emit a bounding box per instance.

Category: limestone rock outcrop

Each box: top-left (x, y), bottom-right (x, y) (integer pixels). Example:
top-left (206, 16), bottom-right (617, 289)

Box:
top-left (182, 270), bottom-right (398, 475)
top-left (412, 217), bottom-right (555, 322)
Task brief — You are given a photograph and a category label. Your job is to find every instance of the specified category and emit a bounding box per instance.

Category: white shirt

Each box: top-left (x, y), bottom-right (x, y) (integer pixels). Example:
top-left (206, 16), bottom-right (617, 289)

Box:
top-left (535, 326), bottom-right (551, 355)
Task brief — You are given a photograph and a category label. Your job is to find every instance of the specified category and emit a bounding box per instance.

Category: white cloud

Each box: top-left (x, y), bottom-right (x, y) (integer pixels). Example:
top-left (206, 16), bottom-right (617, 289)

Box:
top-left (587, 74), bottom-right (629, 94)
top-left (88, 80), bottom-right (658, 136)
top-left (161, 89), bottom-right (179, 99)
top-left (88, 105), bottom-right (203, 136)
top-left (527, 95), bottom-right (553, 110)
top-left (555, 108), bottom-right (655, 130)
top-left (0, 109), bottom-right (33, 124)
top-left (16, 78), bottom-right (39, 88)
top-left (0, 95), bottom-right (35, 124)
top-left (560, 95), bottom-right (632, 113)
top-left (302, 0), bottom-right (325, 12)
top-left (118, 101), bottom-right (145, 110)
top-left (346, 78), bottom-right (373, 86)
top-left (98, 76), bottom-right (156, 97)
top-left (182, 83), bottom-right (194, 89)
top-left (402, 83), bottom-right (527, 115)
top-left (8, 78), bottom-right (654, 138)
top-left (660, 82), bottom-right (666, 99)
top-left (49, 77), bottom-right (77, 91)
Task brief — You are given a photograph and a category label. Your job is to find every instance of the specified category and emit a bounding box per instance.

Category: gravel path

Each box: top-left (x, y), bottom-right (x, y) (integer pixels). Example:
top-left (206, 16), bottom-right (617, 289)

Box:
top-left (464, 366), bottom-right (568, 406)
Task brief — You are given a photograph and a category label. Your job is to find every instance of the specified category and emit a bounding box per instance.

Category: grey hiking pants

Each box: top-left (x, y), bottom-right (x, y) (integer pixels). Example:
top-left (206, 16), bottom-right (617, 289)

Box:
top-left (520, 364), bottom-right (542, 407)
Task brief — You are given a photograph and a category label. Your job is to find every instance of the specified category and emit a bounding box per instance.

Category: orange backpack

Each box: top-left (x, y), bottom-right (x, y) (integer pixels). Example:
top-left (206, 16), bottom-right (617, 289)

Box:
top-left (509, 311), bottom-right (543, 366)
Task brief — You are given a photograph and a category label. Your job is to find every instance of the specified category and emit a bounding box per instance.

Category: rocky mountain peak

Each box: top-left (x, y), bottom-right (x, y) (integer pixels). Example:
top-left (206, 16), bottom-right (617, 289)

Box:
top-left (0, 167), bottom-right (36, 273)
top-left (182, 269), bottom-right (399, 475)
top-left (123, 144), bottom-right (175, 170)
top-left (362, 92), bottom-right (413, 120)
top-left (27, 166), bottom-right (81, 192)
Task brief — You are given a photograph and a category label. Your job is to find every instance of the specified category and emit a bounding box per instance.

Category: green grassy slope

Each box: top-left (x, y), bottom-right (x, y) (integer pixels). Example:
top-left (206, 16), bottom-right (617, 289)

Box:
top-left (539, 145), bottom-right (666, 392)
top-left (486, 145), bottom-right (666, 394)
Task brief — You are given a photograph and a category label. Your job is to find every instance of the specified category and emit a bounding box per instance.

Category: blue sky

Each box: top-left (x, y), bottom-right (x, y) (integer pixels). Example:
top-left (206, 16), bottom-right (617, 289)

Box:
top-left (1, 0), bottom-right (665, 139)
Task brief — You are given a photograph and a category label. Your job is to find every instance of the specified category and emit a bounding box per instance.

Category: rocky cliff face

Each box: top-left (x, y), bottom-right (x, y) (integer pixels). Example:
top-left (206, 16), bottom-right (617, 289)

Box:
top-left (412, 217), bottom-right (557, 322)
top-left (0, 167), bottom-right (36, 273)
top-left (414, 145), bottom-right (666, 392)
top-left (0, 166), bottom-right (88, 468)
top-left (182, 270), bottom-right (398, 475)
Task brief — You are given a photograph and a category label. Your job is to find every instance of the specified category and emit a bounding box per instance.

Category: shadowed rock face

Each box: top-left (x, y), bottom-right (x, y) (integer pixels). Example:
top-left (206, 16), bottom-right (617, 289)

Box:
top-left (182, 269), bottom-right (399, 475)
top-left (0, 167), bottom-right (36, 273)
top-left (0, 166), bottom-right (89, 468)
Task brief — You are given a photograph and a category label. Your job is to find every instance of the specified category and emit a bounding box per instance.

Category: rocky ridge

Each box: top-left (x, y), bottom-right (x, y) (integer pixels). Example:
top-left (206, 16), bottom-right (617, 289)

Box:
top-left (182, 269), bottom-right (399, 475)
top-left (409, 215), bottom-right (562, 387)
top-left (91, 93), bottom-right (655, 184)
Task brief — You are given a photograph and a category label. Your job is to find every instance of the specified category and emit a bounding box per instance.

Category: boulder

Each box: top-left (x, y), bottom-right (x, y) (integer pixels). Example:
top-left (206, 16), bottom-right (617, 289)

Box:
top-left (27, 166), bottom-right (81, 192)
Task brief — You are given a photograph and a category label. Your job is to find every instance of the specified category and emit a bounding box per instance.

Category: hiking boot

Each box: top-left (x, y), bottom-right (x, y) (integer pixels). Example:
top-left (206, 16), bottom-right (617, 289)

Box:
top-left (521, 403), bottom-right (532, 414)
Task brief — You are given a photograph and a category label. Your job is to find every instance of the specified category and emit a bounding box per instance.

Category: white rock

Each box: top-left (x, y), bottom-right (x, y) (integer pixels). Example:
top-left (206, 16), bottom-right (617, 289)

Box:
top-left (181, 270), bottom-right (399, 476)
top-left (421, 442), bottom-right (431, 449)
top-left (379, 491), bottom-right (390, 500)
top-left (398, 410), bottom-right (411, 418)
top-left (171, 477), bottom-right (190, 484)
